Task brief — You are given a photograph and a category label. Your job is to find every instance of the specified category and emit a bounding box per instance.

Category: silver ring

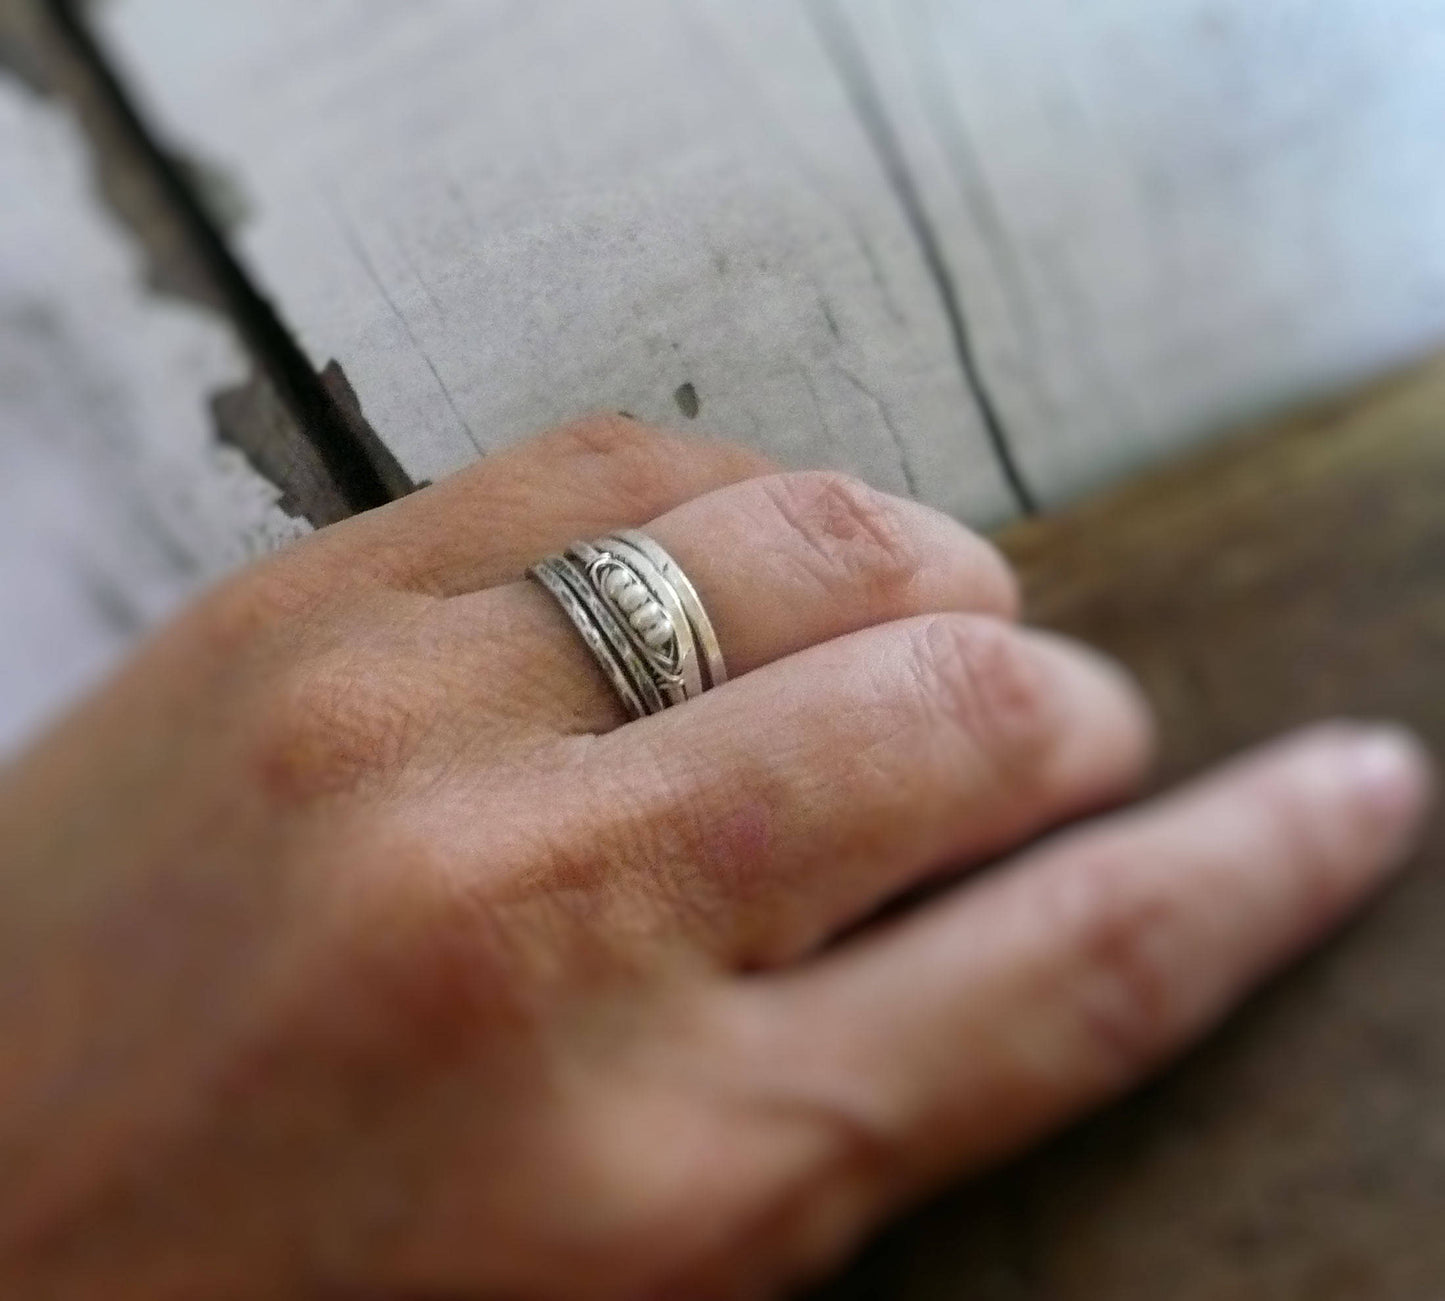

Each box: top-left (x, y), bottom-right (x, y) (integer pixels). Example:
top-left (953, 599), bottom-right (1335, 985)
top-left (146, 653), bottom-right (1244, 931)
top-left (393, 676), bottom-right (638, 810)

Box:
top-left (528, 530), bottom-right (726, 717)
top-left (567, 540), bottom-right (696, 707)
top-left (529, 557), bottom-right (650, 719)
top-left (605, 529), bottom-right (727, 690)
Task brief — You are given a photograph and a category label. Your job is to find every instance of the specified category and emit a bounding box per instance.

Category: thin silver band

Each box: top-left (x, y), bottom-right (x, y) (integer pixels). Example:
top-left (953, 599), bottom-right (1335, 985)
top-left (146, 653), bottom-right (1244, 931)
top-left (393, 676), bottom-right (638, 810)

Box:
top-left (528, 557), bottom-right (649, 718)
top-left (606, 529), bottom-right (727, 689)
top-left (543, 554), bottom-right (667, 716)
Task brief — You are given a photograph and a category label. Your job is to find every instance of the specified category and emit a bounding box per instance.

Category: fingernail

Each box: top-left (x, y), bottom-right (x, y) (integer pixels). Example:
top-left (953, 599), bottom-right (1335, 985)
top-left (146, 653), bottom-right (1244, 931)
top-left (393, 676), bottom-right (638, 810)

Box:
top-left (1346, 726), bottom-right (1432, 821)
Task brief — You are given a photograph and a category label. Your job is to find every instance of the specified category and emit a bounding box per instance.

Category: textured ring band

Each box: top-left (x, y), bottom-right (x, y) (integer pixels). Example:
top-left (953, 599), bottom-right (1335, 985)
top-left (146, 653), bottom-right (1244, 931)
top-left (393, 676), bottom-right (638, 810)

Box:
top-left (568, 539), bottom-right (699, 706)
top-left (528, 530), bottom-right (726, 718)
top-left (529, 557), bottom-right (649, 719)
top-left (537, 554), bottom-right (667, 716)
top-left (604, 529), bottom-right (727, 690)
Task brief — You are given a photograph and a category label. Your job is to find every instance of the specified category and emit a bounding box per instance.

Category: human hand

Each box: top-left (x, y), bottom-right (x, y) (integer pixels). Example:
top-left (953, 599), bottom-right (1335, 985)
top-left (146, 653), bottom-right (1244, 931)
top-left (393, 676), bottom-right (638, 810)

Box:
top-left (0, 418), bottom-right (1432, 1299)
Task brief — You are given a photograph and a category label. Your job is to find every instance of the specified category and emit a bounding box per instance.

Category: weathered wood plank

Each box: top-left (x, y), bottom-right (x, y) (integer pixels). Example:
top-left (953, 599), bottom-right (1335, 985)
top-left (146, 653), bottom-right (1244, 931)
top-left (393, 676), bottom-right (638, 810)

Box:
top-left (0, 73), bottom-right (303, 751)
top-left (93, 0), bottom-right (1020, 523)
top-left (837, 0), bottom-right (1445, 504)
top-left (93, 0), bottom-right (1445, 521)
top-left (814, 357), bottom-right (1445, 1298)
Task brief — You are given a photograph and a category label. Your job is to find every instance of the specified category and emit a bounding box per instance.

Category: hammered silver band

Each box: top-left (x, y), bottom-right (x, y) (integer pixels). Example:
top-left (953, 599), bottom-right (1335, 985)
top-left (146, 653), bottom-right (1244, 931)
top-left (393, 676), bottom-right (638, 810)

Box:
top-left (528, 531), bottom-right (724, 718)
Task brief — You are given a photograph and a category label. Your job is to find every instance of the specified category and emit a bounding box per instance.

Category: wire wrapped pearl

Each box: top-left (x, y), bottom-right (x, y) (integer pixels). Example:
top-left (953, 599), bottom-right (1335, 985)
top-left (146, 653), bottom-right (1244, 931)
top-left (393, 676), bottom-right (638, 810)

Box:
top-left (533, 533), bottom-right (722, 716)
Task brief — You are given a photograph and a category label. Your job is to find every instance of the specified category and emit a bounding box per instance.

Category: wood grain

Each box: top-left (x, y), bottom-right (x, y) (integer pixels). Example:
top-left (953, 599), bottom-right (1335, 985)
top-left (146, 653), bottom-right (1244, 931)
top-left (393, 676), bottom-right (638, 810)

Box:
top-left (816, 357), bottom-right (1445, 1299)
top-left (90, 0), bottom-right (1019, 522)
top-left (92, 0), bottom-right (1445, 519)
top-left (838, 0), bottom-right (1445, 505)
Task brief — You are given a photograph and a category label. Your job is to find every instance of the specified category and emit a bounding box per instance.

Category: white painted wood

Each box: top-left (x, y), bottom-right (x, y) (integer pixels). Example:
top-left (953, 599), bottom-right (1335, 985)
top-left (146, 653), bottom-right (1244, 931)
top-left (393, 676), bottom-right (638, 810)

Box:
top-left (91, 0), bottom-right (1019, 523)
top-left (95, 0), bottom-right (1445, 515)
top-left (0, 79), bottom-right (304, 752)
top-left (836, 0), bottom-right (1445, 503)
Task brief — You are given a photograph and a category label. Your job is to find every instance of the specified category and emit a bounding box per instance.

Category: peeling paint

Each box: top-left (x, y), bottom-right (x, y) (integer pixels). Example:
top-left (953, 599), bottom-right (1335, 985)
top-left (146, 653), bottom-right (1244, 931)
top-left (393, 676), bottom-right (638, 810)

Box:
top-left (209, 369), bottom-right (351, 527)
top-left (0, 0), bottom-right (402, 521)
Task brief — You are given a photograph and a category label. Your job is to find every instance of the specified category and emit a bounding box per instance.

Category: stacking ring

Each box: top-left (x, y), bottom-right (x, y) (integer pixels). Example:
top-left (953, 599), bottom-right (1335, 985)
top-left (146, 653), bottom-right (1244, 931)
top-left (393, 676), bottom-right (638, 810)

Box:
top-left (529, 531), bottom-right (726, 719)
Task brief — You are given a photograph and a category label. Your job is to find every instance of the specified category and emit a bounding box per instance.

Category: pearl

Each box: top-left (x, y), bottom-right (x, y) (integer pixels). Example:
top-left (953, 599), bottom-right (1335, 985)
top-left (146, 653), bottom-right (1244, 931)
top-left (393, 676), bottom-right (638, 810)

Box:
top-left (617, 581), bottom-right (649, 614)
top-left (601, 565), bottom-right (651, 614)
top-left (633, 602), bottom-right (672, 647)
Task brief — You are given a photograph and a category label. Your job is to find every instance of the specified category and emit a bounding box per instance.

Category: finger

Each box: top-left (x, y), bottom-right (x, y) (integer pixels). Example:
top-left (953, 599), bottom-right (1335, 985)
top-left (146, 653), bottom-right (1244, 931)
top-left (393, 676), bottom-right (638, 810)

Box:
top-left (641, 471), bottom-right (1019, 677)
top-left (549, 614), bottom-right (1151, 965)
top-left (752, 724), bottom-right (1433, 1193)
top-left (455, 470), bottom-right (1019, 736)
top-left (288, 415), bottom-right (776, 595)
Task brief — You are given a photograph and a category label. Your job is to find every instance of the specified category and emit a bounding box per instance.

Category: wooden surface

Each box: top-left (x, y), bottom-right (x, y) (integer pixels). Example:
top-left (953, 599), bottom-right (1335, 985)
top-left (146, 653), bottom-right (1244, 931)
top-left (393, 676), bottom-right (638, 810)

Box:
top-left (92, 0), bottom-right (1020, 521)
top-left (837, 0), bottom-right (1445, 502)
top-left (93, 0), bottom-right (1445, 517)
top-left (0, 30), bottom-right (302, 751)
top-left (814, 358), bottom-right (1445, 1300)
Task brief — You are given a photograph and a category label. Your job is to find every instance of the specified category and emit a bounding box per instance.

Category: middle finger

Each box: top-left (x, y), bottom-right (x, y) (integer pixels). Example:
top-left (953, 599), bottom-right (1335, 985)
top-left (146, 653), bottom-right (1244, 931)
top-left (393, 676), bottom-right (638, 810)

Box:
top-left (553, 613), bottom-right (1153, 968)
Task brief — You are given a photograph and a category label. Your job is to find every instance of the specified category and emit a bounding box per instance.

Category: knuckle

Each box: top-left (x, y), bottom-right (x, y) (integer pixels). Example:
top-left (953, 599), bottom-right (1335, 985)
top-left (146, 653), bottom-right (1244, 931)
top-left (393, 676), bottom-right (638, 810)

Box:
top-left (1045, 859), bottom-right (1185, 1077)
top-left (252, 650), bottom-right (424, 803)
top-left (532, 738), bottom-right (771, 957)
top-left (547, 411), bottom-right (662, 462)
top-left (758, 471), bottom-right (922, 602)
top-left (909, 616), bottom-right (1059, 773)
top-left (542, 414), bottom-right (678, 514)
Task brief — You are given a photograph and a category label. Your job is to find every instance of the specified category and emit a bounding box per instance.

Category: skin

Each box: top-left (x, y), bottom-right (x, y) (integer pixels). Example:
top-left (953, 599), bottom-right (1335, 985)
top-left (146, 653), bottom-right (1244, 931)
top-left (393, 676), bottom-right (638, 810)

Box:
top-left (0, 416), bottom-right (1433, 1300)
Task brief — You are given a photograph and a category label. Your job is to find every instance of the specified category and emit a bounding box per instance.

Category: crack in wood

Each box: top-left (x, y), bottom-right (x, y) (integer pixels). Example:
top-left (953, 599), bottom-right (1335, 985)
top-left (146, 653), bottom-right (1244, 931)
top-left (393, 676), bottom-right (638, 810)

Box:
top-left (322, 196), bottom-right (484, 459)
top-left (804, 0), bottom-right (1038, 515)
top-left (905, 6), bottom-right (1045, 404)
top-left (834, 361), bottom-right (920, 498)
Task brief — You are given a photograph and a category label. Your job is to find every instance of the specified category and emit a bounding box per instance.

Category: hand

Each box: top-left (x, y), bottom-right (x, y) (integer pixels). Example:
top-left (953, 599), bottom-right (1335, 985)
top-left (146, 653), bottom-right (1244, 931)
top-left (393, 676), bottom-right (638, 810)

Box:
top-left (0, 418), bottom-right (1431, 1300)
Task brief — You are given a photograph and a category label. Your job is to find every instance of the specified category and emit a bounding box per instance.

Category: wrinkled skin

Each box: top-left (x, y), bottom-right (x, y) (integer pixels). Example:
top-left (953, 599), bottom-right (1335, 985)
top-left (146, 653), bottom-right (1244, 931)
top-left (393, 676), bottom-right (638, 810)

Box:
top-left (0, 418), bottom-right (1432, 1300)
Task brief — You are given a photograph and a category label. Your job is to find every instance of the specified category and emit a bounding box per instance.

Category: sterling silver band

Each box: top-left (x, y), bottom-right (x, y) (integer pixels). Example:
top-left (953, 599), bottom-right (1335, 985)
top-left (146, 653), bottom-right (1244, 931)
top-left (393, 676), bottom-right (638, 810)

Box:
top-left (529, 557), bottom-right (649, 719)
top-left (528, 530), bottom-right (726, 718)
top-left (605, 529), bottom-right (727, 690)
top-left (539, 554), bottom-right (666, 716)
top-left (567, 540), bottom-right (696, 707)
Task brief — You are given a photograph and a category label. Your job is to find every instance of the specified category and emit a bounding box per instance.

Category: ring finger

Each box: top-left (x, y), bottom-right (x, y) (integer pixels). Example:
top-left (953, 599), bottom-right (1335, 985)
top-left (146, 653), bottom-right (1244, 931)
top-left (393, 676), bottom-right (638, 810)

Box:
top-left (455, 469), bottom-right (1020, 738)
